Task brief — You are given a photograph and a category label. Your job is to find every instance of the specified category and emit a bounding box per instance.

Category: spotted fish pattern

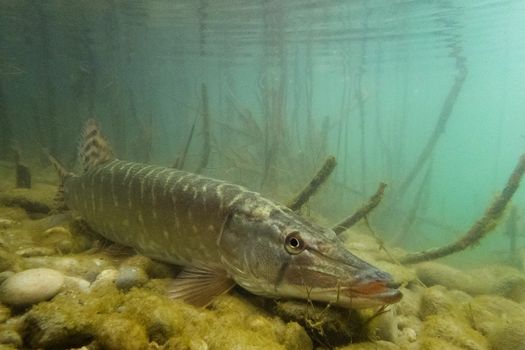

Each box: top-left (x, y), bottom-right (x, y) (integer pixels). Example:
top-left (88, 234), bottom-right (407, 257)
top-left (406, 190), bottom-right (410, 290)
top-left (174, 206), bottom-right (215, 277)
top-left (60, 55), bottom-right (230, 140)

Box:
top-left (53, 119), bottom-right (402, 308)
top-left (64, 159), bottom-right (286, 268)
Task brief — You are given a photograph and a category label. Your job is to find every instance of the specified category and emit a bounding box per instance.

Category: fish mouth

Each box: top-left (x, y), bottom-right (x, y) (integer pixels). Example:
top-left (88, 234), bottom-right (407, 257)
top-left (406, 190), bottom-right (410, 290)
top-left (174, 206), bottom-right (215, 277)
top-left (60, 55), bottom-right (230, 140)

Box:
top-left (301, 276), bottom-right (402, 309)
top-left (345, 280), bottom-right (403, 306)
top-left (306, 280), bottom-right (402, 309)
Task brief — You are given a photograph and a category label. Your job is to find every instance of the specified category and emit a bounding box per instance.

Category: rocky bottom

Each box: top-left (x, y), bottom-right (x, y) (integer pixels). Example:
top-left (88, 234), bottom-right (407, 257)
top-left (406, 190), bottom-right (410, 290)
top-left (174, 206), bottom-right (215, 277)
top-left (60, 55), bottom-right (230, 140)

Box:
top-left (0, 183), bottom-right (525, 349)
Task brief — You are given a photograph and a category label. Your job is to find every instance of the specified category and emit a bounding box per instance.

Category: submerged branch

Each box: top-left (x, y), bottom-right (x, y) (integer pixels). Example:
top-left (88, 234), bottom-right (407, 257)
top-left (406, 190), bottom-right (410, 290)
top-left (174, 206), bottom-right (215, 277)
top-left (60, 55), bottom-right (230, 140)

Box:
top-left (196, 83), bottom-right (211, 173)
top-left (173, 117), bottom-right (197, 170)
top-left (333, 182), bottom-right (387, 235)
top-left (400, 153), bottom-right (525, 264)
top-left (398, 45), bottom-right (467, 194)
top-left (287, 156), bottom-right (337, 211)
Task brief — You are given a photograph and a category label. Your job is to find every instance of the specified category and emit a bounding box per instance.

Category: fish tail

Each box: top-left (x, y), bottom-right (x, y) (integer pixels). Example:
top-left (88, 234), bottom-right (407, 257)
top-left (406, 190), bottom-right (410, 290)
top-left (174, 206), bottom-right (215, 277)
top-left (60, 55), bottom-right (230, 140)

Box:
top-left (79, 118), bottom-right (114, 172)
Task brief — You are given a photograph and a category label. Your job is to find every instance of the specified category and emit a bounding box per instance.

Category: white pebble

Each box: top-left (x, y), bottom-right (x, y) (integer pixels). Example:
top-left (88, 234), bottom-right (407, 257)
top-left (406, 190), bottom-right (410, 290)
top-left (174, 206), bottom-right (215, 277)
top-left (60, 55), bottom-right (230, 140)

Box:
top-left (0, 268), bottom-right (64, 306)
top-left (44, 226), bottom-right (70, 237)
top-left (90, 269), bottom-right (119, 290)
top-left (63, 276), bottom-right (91, 293)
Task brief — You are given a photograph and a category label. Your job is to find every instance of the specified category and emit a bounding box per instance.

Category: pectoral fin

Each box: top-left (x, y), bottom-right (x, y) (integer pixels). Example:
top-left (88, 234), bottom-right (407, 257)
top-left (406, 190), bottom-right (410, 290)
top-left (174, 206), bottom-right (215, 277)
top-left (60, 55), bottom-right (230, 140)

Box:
top-left (168, 265), bottom-right (236, 307)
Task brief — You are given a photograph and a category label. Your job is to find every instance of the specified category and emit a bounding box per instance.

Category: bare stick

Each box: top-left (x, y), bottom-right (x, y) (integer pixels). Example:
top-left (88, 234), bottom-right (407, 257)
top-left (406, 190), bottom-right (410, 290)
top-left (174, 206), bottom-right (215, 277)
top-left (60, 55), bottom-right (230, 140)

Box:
top-left (333, 182), bottom-right (387, 235)
top-left (398, 42), bottom-right (467, 194)
top-left (196, 83), bottom-right (211, 173)
top-left (287, 156), bottom-right (337, 211)
top-left (400, 153), bottom-right (525, 264)
top-left (173, 117), bottom-right (196, 170)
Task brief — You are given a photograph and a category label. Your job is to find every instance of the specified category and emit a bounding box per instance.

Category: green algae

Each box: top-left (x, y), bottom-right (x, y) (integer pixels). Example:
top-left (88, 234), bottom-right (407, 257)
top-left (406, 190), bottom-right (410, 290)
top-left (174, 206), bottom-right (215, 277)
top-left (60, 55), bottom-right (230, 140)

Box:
top-left (3, 164), bottom-right (525, 349)
top-left (421, 315), bottom-right (488, 350)
top-left (23, 284), bottom-right (313, 349)
top-left (337, 340), bottom-right (400, 349)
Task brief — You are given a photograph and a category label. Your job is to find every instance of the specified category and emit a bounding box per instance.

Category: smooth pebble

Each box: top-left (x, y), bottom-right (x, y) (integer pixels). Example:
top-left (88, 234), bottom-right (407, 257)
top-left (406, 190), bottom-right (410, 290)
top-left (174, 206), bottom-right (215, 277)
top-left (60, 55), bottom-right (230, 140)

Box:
top-left (115, 266), bottom-right (148, 291)
top-left (0, 268), bottom-right (64, 306)
top-left (63, 276), bottom-right (91, 293)
top-left (90, 269), bottom-right (119, 290)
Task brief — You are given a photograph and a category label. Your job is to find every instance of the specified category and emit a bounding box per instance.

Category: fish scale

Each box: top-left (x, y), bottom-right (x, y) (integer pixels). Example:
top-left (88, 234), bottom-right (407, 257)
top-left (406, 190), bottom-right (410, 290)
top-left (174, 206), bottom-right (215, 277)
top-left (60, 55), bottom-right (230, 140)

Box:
top-left (64, 159), bottom-right (281, 266)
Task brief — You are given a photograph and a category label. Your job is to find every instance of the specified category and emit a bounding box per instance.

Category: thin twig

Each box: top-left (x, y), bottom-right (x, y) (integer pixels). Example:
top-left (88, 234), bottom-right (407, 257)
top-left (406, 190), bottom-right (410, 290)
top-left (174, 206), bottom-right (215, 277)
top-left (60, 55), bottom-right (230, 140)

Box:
top-left (173, 116), bottom-right (197, 170)
top-left (287, 156), bottom-right (337, 211)
top-left (400, 153), bottom-right (525, 264)
top-left (398, 40), bottom-right (467, 194)
top-left (333, 182), bottom-right (387, 235)
top-left (196, 83), bottom-right (211, 173)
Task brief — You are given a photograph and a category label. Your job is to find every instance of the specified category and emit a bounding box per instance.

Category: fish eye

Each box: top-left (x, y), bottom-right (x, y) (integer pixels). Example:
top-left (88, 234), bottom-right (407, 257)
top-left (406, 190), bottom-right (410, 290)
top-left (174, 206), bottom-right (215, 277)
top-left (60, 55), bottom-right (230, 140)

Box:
top-left (284, 231), bottom-right (305, 254)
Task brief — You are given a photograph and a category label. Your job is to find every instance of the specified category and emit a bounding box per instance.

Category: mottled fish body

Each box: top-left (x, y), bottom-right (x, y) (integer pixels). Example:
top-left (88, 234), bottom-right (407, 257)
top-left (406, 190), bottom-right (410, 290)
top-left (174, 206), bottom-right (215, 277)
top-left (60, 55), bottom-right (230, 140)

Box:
top-left (51, 119), bottom-right (402, 308)
top-left (65, 159), bottom-right (280, 268)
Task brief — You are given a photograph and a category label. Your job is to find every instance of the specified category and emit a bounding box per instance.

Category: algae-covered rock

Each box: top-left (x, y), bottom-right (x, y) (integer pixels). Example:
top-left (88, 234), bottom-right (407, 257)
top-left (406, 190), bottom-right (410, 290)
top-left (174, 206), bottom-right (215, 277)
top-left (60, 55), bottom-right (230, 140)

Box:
top-left (463, 295), bottom-right (525, 334)
top-left (96, 315), bottom-right (149, 350)
top-left (490, 272), bottom-right (525, 303)
top-left (420, 337), bottom-right (465, 350)
top-left (0, 273), bottom-right (13, 286)
top-left (42, 226), bottom-right (76, 254)
top-left (415, 262), bottom-right (486, 295)
top-left (0, 219), bottom-right (16, 230)
top-left (90, 269), bottom-right (118, 290)
top-left (208, 295), bottom-right (312, 350)
top-left (398, 326), bottom-right (418, 347)
top-left (394, 286), bottom-right (421, 318)
top-left (0, 207), bottom-right (28, 223)
top-left (463, 295), bottom-right (525, 350)
top-left (15, 246), bottom-right (55, 257)
top-left (419, 285), bottom-right (456, 319)
top-left (361, 308), bottom-right (398, 343)
top-left (115, 265), bottom-right (148, 290)
top-left (0, 305), bottom-right (10, 323)
top-left (23, 294), bottom-right (95, 348)
top-left (486, 319), bottom-right (525, 350)
top-left (22, 283), bottom-right (313, 350)
top-left (120, 254), bottom-right (175, 279)
top-left (337, 340), bottom-right (400, 349)
top-left (417, 262), bottom-right (525, 303)
top-left (0, 249), bottom-right (22, 273)
top-left (0, 268), bottom-right (64, 306)
top-left (0, 329), bottom-right (21, 348)
top-left (421, 315), bottom-right (488, 350)
top-left (63, 276), bottom-right (90, 293)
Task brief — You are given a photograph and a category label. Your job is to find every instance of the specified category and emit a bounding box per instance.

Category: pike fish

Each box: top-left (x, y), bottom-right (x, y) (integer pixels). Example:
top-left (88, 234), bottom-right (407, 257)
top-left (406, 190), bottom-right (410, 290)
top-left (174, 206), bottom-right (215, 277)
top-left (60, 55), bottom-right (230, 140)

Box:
top-left (51, 119), bottom-right (401, 308)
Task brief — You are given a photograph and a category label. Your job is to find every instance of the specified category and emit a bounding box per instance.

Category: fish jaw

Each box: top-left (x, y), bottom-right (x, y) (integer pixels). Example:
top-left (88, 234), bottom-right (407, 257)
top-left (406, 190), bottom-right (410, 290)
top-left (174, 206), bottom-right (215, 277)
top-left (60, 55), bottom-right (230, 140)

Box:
top-left (305, 272), bottom-right (403, 309)
top-left (274, 243), bottom-right (403, 309)
top-left (218, 209), bottom-right (402, 309)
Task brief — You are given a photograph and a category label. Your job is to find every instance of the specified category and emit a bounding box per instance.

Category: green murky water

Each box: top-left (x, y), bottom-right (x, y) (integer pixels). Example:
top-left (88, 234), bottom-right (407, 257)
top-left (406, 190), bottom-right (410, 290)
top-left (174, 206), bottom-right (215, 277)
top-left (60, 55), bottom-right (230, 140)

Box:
top-left (0, 1), bottom-right (525, 349)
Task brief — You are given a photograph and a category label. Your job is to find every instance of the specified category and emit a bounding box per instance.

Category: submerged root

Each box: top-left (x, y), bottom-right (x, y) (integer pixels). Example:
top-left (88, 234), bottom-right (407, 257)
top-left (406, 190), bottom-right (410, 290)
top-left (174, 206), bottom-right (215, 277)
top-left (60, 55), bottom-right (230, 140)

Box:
top-left (400, 153), bottom-right (525, 264)
top-left (287, 156), bottom-right (337, 212)
top-left (333, 182), bottom-right (387, 235)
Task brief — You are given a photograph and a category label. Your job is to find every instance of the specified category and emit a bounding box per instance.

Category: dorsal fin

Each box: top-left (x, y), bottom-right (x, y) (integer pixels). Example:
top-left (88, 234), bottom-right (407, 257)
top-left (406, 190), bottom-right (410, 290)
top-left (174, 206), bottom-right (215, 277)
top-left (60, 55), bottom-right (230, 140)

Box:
top-left (47, 153), bottom-right (72, 212)
top-left (79, 119), bottom-right (114, 172)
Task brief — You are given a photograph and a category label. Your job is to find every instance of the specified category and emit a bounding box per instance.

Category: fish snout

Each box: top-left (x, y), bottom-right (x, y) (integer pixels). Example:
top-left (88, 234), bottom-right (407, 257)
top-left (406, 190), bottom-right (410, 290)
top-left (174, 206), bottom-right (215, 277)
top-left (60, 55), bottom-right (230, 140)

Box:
top-left (348, 268), bottom-right (403, 304)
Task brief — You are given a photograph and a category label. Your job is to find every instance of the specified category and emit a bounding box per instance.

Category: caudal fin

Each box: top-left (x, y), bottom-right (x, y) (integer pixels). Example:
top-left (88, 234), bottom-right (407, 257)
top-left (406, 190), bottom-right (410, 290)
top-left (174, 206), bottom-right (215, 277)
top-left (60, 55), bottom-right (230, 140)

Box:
top-left (79, 119), bottom-right (114, 172)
